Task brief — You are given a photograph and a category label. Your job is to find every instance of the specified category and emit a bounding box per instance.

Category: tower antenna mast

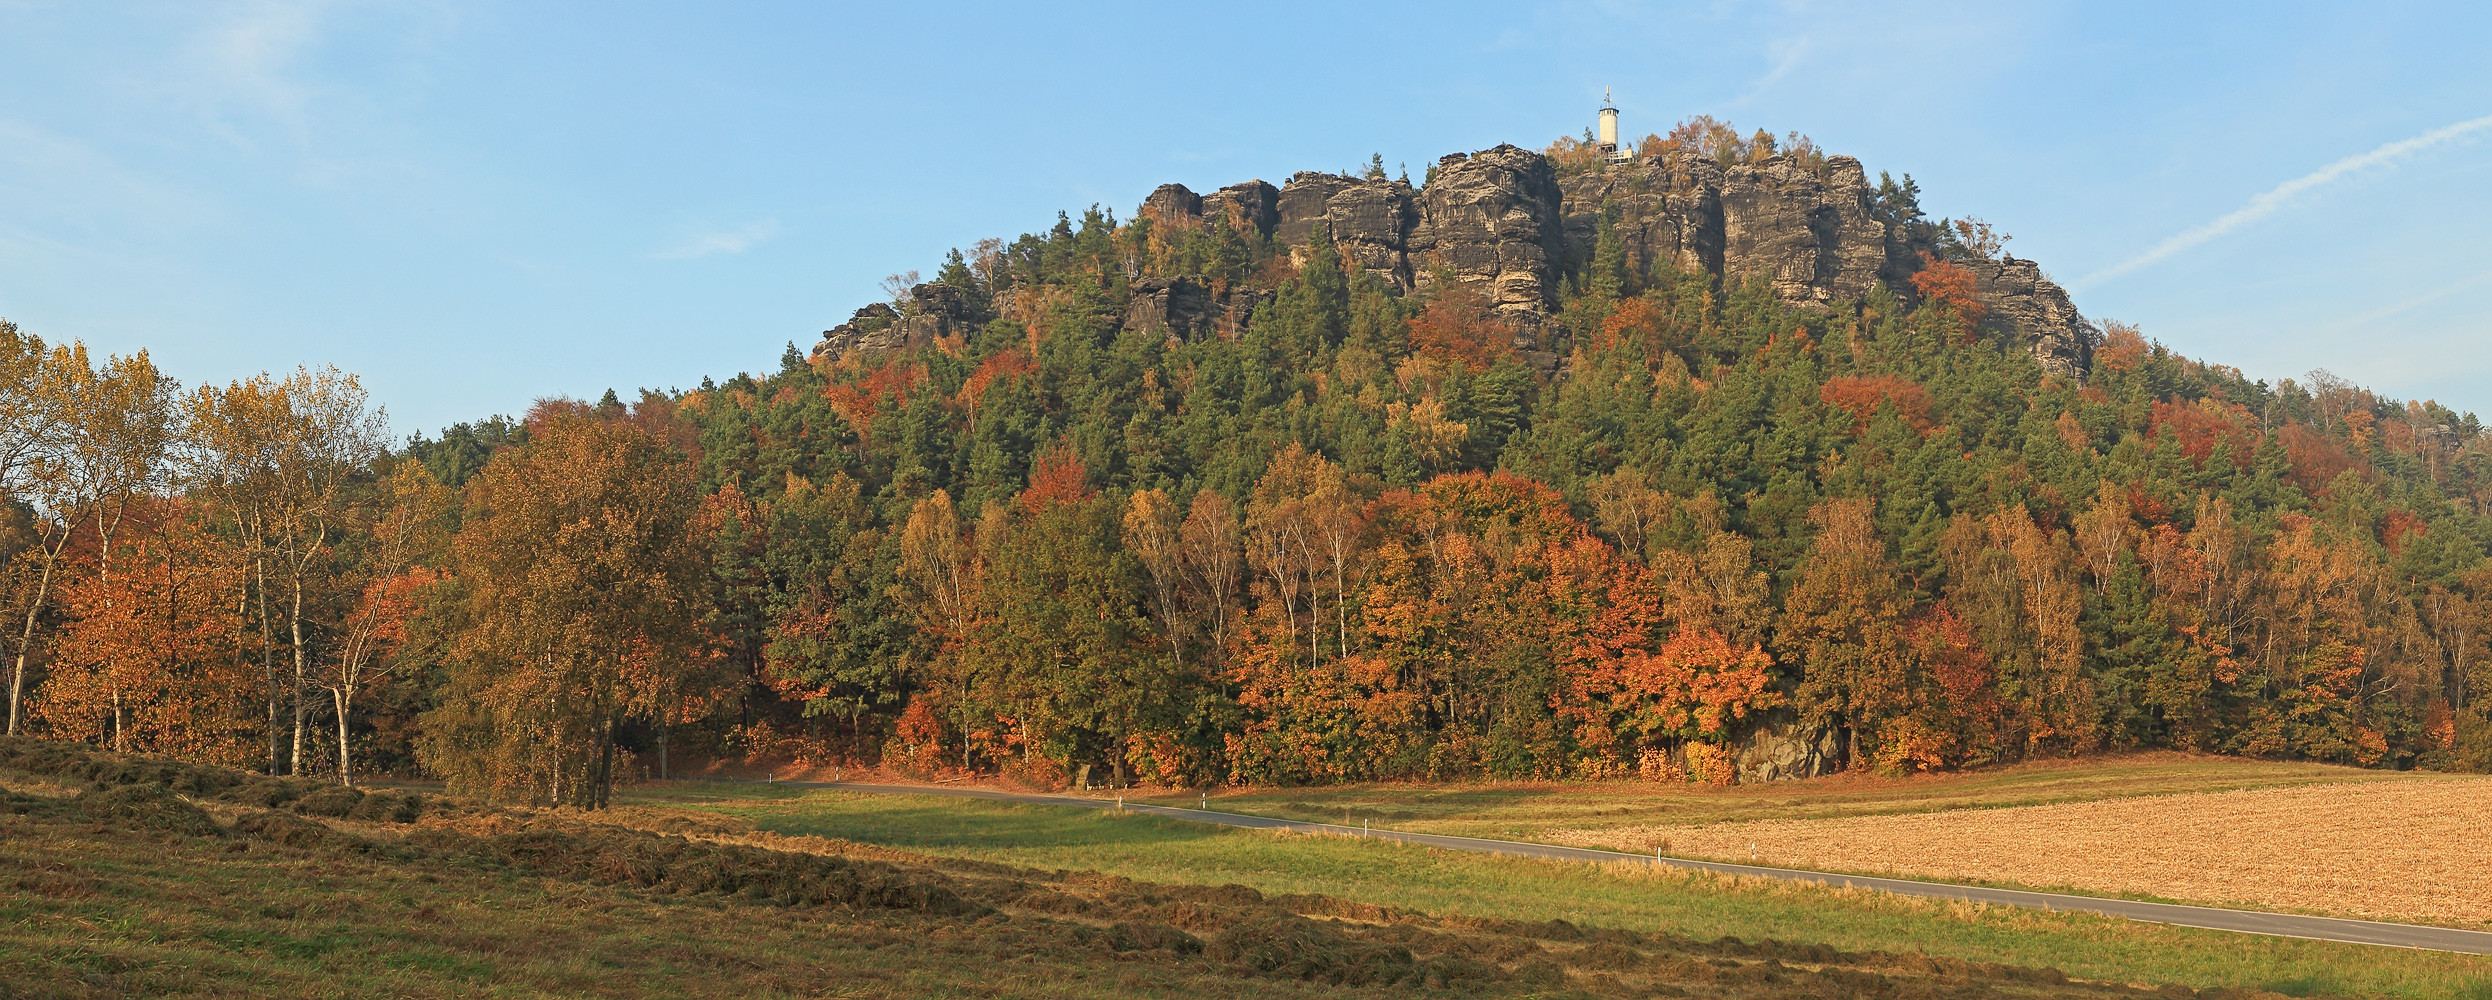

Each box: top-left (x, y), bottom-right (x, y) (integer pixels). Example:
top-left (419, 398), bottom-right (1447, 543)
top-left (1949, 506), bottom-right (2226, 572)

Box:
top-left (1597, 88), bottom-right (1627, 162)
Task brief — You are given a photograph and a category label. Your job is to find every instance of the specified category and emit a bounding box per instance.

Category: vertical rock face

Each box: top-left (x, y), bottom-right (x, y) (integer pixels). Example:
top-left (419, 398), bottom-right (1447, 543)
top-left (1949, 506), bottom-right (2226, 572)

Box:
top-left (1259, 147), bottom-right (1569, 346)
top-left (1717, 156), bottom-right (1891, 305)
top-left (1324, 180), bottom-right (1420, 293)
top-left (1559, 155), bottom-right (1725, 279)
top-left (1273, 172), bottom-right (1419, 292)
top-left (1953, 256), bottom-right (2095, 379)
top-left (1273, 171), bottom-right (1353, 245)
top-left (1409, 146), bottom-right (1566, 321)
top-left (1732, 712), bottom-right (1846, 783)
top-left (1559, 153), bottom-right (1884, 306)
top-left (1123, 276), bottom-right (1266, 343)
top-left (1233, 144), bottom-right (2091, 378)
top-left (1553, 148), bottom-right (2091, 377)
top-left (1201, 180), bottom-right (1280, 238)
top-left (819, 139), bottom-right (2097, 382)
top-left (1142, 183), bottom-right (1202, 229)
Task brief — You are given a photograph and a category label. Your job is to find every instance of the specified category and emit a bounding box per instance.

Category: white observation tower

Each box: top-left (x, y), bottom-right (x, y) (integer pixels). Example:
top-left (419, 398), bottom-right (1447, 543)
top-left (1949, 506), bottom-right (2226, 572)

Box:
top-left (1596, 88), bottom-right (1630, 162)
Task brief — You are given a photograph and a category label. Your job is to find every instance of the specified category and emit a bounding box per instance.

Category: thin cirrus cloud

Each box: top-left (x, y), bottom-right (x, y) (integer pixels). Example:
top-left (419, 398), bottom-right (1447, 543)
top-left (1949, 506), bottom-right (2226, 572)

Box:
top-left (1727, 36), bottom-right (1812, 108)
top-left (654, 220), bottom-right (781, 260)
top-left (2084, 112), bottom-right (2492, 287)
top-left (178, 1), bottom-right (331, 142)
top-left (2321, 267), bottom-right (2492, 335)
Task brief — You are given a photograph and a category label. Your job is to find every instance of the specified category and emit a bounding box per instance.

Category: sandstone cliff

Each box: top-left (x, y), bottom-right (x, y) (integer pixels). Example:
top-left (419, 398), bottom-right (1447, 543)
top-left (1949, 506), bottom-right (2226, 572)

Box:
top-left (1554, 150), bottom-right (2092, 378)
top-left (813, 282), bottom-right (988, 364)
top-left (817, 140), bottom-right (2096, 380)
top-left (1205, 144), bottom-right (2090, 378)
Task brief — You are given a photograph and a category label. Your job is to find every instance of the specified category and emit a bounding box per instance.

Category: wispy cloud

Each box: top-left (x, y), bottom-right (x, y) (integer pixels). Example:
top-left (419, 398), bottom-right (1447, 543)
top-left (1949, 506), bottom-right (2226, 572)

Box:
top-left (654, 220), bottom-right (781, 260)
top-left (1727, 36), bottom-right (1811, 108)
top-left (2321, 267), bottom-right (2492, 334)
top-left (0, 116), bottom-right (207, 230)
top-left (2086, 113), bottom-right (2492, 285)
top-left (182, 0), bottom-right (333, 143)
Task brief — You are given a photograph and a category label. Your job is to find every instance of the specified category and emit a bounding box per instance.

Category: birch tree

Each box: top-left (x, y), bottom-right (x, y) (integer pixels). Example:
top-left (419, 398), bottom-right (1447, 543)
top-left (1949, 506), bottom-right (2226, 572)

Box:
top-left (0, 321), bottom-right (52, 735)
top-left (265, 367), bottom-right (387, 774)
top-left (1122, 489), bottom-right (1185, 665)
top-left (320, 462), bottom-right (450, 785)
top-left (184, 375), bottom-right (288, 770)
top-left (8, 344), bottom-right (176, 736)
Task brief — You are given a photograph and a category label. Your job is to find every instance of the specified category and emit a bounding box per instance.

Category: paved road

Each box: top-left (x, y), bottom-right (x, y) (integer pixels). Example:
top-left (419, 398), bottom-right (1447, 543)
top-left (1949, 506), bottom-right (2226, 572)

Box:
top-left (745, 777), bottom-right (2492, 955)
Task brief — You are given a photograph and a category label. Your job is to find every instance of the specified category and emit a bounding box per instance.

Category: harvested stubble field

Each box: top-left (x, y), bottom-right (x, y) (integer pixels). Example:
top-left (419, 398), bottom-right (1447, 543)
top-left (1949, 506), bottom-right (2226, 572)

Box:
top-left (1546, 777), bottom-right (2492, 926)
top-left (1157, 752), bottom-right (2491, 927)
top-left (8, 736), bottom-right (2333, 1000)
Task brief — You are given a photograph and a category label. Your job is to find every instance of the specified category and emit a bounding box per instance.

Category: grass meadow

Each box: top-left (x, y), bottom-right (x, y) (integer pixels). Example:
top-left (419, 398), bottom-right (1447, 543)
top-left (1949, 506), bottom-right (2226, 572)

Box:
top-left (9, 734), bottom-right (2489, 1000)
top-left (636, 780), bottom-right (2492, 1000)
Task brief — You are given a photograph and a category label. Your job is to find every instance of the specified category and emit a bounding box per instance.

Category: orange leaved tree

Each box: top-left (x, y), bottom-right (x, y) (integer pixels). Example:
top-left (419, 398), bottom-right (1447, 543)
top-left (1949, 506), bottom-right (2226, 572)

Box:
top-left (38, 500), bottom-right (254, 763)
top-left (8, 343), bottom-right (178, 737)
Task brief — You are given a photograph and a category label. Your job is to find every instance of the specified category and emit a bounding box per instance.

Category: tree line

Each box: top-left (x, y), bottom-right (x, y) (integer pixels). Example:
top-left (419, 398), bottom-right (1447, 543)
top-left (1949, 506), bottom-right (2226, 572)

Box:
top-left (8, 138), bottom-right (2491, 803)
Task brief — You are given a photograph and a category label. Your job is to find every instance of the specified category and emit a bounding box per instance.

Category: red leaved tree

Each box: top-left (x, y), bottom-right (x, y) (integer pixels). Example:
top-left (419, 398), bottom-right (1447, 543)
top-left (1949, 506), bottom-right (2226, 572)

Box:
top-left (1908, 252), bottom-right (1985, 333)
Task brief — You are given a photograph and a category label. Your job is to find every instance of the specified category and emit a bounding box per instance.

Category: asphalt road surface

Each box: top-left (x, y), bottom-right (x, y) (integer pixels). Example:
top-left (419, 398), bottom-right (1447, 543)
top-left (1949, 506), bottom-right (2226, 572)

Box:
top-left (753, 777), bottom-right (2492, 955)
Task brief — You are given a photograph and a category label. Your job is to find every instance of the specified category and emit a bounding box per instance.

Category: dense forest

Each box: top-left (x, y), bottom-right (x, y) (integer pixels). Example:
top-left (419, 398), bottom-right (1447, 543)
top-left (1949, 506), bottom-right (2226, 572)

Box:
top-left (7, 124), bottom-right (2490, 804)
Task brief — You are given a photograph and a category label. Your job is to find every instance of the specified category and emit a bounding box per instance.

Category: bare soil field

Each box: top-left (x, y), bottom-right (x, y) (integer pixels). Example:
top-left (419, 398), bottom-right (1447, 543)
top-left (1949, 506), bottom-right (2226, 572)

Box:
top-left (1545, 778), bottom-right (2492, 926)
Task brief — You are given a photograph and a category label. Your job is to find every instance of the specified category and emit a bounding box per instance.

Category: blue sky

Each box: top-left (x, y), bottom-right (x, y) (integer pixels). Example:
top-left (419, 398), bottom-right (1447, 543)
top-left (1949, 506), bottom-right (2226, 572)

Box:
top-left (3, 2), bottom-right (2489, 438)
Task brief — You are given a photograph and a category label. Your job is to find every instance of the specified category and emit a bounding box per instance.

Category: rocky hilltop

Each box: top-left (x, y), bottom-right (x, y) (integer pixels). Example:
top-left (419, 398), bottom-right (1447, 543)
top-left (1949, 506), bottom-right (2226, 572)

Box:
top-left (816, 141), bottom-right (2095, 379)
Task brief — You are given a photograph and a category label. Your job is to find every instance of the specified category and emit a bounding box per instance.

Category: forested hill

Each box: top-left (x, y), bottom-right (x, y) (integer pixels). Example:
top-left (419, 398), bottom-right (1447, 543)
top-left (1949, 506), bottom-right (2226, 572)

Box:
top-left (19, 120), bottom-right (2486, 805)
top-left (392, 121), bottom-right (2490, 791)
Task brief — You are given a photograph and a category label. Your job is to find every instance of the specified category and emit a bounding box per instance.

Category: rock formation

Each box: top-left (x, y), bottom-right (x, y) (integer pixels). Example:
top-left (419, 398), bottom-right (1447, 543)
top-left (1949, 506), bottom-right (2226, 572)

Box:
top-left (1411, 147), bottom-right (1567, 322)
top-left (1951, 255), bottom-right (2092, 377)
top-left (813, 282), bottom-right (990, 363)
top-left (812, 302), bottom-right (907, 364)
top-left (1248, 146), bottom-right (2093, 378)
top-left (1123, 276), bottom-right (1265, 342)
top-left (1201, 180), bottom-right (1280, 238)
top-left (1560, 154), bottom-right (1888, 306)
top-left (1552, 150), bottom-right (2091, 377)
top-left (817, 138), bottom-right (2095, 379)
top-left (1140, 183), bottom-right (1200, 229)
top-left (1731, 712), bottom-right (1846, 783)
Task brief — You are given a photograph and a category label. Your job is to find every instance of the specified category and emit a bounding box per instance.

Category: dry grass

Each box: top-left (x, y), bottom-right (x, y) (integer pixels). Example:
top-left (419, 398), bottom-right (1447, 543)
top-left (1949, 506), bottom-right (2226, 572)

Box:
top-left (1159, 751), bottom-right (2432, 840)
top-left (1546, 778), bottom-right (2492, 926)
top-left (7, 736), bottom-right (2220, 1000)
top-left (660, 784), bottom-right (2492, 1000)
top-left (14, 737), bottom-right (2492, 999)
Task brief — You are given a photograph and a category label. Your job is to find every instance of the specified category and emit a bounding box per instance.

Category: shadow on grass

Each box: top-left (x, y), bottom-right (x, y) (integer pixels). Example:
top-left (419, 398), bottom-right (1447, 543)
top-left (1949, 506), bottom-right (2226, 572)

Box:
top-left (623, 781), bottom-right (2492, 1000)
top-left (746, 793), bottom-right (1240, 853)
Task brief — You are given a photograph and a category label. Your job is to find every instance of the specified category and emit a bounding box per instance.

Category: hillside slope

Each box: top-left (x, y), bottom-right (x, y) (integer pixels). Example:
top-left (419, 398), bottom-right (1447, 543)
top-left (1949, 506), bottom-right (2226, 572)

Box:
top-left (542, 122), bottom-right (2490, 791)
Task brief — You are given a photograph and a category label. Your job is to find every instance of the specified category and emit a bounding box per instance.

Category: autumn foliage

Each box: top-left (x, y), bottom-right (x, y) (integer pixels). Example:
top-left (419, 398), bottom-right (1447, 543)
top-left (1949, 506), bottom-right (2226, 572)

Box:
top-left (1405, 279), bottom-right (1512, 368)
top-left (1819, 375), bottom-right (1934, 435)
top-left (1908, 252), bottom-right (1985, 328)
top-left (8, 154), bottom-right (2492, 799)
